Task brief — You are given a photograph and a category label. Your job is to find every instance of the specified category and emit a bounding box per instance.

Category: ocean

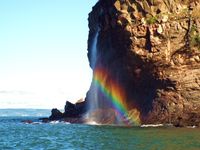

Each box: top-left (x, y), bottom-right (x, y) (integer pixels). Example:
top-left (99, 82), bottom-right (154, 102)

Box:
top-left (0, 109), bottom-right (200, 150)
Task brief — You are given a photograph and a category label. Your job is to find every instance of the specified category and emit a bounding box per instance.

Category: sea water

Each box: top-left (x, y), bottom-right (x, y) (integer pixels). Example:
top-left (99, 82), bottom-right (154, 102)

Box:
top-left (0, 109), bottom-right (200, 150)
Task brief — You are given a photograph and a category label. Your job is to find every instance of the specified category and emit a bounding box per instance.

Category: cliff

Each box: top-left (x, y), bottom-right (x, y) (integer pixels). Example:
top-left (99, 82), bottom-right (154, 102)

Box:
top-left (86, 0), bottom-right (200, 126)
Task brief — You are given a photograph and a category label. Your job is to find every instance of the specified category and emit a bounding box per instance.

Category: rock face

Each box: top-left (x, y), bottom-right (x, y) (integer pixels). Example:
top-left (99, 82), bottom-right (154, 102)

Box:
top-left (87, 0), bottom-right (200, 126)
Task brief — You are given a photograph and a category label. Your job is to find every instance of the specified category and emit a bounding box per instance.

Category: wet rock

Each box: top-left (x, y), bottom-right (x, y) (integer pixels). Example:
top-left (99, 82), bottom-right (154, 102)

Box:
top-left (64, 100), bottom-right (86, 117)
top-left (64, 101), bottom-right (76, 115)
top-left (22, 120), bottom-right (33, 124)
top-left (49, 108), bottom-right (63, 120)
top-left (48, 99), bottom-right (87, 122)
top-left (39, 117), bottom-right (49, 123)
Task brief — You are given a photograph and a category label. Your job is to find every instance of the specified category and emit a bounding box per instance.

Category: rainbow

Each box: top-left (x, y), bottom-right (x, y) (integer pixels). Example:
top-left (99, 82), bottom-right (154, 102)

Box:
top-left (93, 67), bottom-right (141, 126)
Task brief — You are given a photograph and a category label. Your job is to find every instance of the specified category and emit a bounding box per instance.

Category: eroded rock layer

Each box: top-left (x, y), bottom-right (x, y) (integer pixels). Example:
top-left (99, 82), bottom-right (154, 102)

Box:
top-left (87, 0), bottom-right (200, 126)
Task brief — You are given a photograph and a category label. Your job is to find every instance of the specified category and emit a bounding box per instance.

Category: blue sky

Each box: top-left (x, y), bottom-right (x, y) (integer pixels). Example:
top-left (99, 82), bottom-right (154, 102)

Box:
top-left (0, 0), bottom-right (97, 108)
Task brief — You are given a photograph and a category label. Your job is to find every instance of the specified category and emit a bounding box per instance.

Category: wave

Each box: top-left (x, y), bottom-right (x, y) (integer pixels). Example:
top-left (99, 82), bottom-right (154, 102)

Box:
top-left (187, 126), bottom-right (197, 128)
top-left (86, 121), bottom-right (101, 126)
top-left (49, 121), bottom-right (70, 124)
top-left (140, 124), bottom-right (164, 128)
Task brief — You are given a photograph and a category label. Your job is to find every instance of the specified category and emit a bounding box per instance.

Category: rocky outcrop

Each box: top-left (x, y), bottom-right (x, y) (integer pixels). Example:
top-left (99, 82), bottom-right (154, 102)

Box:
top-left (87, 0), bottom-right (200, 126)
top-left (49, 108), bottom-right (64, 120)
top-left (48, 100), bottom-right (86, 123)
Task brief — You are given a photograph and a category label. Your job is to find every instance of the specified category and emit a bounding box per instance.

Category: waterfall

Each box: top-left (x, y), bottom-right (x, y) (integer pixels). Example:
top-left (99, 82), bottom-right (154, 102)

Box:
top-left (90, 28), bottom-right (100, 111)
top-left (85, 27), bottom-right (125, 124)
top-left (85, 26), bottom-right (141, 126)
top-left (85, 28), bottom-right (101, 124)
top-left (90, 28), bottom-right (100, 68)
top-left (89, 27), bottom-right (100, 111)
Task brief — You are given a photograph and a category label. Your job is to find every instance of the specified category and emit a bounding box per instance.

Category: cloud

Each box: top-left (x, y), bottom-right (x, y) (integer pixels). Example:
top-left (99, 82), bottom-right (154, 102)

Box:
top-left (0, 90), bottom-right (31, 95)
top-left (0, 91), bottom-right (14, 94)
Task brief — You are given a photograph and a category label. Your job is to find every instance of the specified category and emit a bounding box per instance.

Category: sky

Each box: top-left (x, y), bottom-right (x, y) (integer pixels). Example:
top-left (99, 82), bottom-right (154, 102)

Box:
top-left (0, 0), bottom-right (97, 109)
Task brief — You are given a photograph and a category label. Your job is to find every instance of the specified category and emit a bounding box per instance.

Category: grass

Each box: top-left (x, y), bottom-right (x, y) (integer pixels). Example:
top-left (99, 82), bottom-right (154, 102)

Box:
top-left (146, 16), bottom-right (157, 24)
top-left (191, 34), bottom-right (200, 49)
